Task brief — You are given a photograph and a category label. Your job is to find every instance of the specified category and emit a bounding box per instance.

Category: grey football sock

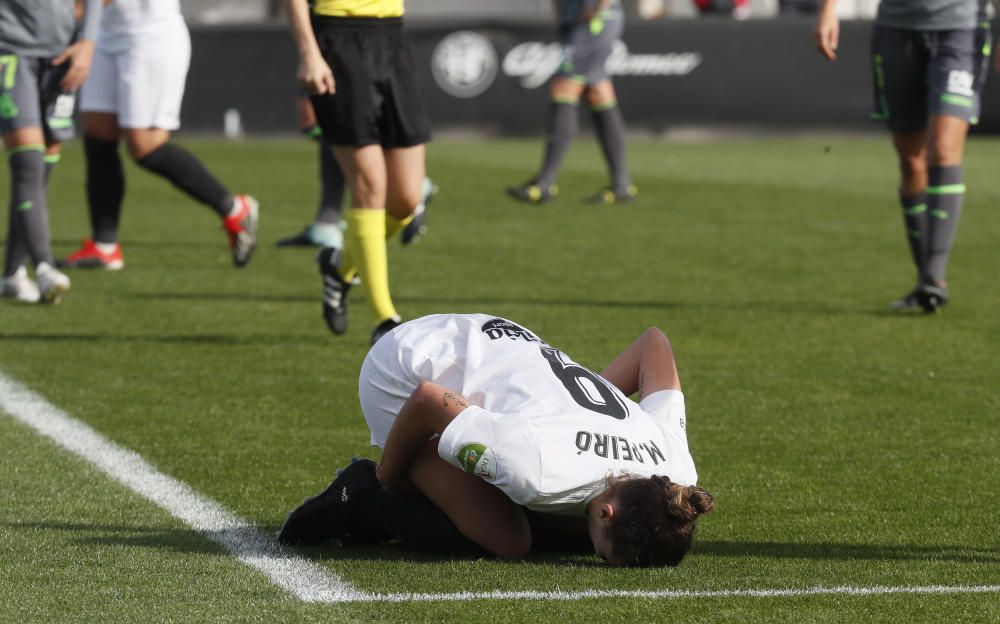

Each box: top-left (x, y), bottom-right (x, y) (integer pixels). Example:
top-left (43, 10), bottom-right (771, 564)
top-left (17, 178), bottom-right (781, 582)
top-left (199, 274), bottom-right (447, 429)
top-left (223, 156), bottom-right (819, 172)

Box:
top-left (4, 153), bottom-right (64, 274)
top-left (925, 165), bottom-right (964, 283)
top-left (591, 102), bottom-right (632, 193)
top-left (898, 192), bottom-right (928, 282)
top-left (536, 100), bottom-right (578, 189)
top-left (3, 204), bottom-right (26, 278)
top-left (43, 153), bottom-right (59, 186)
top-left (5, 148), bottom-right (54, 273)
top-left (315, 141), bottom-right (346, 225)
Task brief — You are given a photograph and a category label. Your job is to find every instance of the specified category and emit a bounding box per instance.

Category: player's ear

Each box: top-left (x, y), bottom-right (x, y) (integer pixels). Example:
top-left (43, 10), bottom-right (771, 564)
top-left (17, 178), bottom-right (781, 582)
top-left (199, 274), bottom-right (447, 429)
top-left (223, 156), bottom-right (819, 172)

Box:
top-left (598, 502), bottom-right (616, 524)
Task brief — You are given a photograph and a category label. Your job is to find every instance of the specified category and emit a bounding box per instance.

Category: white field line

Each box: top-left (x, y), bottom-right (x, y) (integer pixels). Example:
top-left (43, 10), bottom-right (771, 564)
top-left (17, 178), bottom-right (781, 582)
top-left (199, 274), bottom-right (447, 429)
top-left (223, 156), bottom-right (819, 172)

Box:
top-left (0, 371), bottom-right (362, 603)
top-left (359, 584), bottom-right (1000, 603)
top-left (3, 372), bottom-right (999, 605)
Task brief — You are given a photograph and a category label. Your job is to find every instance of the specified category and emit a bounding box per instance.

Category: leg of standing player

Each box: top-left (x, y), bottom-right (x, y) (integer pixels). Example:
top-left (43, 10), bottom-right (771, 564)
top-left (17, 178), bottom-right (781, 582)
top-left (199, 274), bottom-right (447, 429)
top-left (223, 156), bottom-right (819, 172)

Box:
top-left (582, 12), bottom-right (635, 204)
top-left (878, 26), bottom-right (985, 311)
top-left (332, 144), bottom-right (402, 336)
top-left (585, 79), bottom-right (636, 204)
top-left (506, 75), bottom-right (583, 204)
top-left (277, 95), bottom-right (348, 248)
top-left (63, 17), bottom-right (258, 271)
top-left (1, 56), bottom-right (71, 304)
top-left (874, 26), bottom-right (939, 312)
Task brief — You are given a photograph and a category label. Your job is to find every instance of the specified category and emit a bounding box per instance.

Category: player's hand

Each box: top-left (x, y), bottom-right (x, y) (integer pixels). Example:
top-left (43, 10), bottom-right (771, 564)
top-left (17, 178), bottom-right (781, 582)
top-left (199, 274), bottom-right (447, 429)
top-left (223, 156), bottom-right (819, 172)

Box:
top-left (814, 11), bottom-right (839, 61)
top-left (297, 54), bottom-right (335, 95)
top-left (52, 39), bottom-right (95, 92)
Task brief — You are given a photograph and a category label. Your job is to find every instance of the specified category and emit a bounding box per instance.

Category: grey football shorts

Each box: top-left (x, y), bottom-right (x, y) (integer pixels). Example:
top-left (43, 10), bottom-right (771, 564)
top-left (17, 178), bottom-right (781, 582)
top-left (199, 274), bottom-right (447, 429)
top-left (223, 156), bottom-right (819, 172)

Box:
top-left (0, 52), bottom-right (76, 143)
top-left (557, 12), bottom-right (624, 85)
top-left (870, 25), bottom-right (991, 134)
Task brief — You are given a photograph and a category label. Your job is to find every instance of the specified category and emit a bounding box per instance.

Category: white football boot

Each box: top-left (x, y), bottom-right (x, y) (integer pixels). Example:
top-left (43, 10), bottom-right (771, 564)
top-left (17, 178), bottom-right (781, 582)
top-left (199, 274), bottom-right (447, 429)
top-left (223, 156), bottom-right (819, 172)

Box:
top-left (1, 266), bottom-right (40, 303)
top-left (35, 262), bottom-right (71, 304)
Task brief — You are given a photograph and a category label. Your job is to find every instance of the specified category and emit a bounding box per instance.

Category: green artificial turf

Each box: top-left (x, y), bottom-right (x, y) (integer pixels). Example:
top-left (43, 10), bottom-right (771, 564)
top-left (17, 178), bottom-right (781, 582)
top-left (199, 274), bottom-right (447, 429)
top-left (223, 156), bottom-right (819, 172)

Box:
top-left (1, 136), bottom-right (998, 622)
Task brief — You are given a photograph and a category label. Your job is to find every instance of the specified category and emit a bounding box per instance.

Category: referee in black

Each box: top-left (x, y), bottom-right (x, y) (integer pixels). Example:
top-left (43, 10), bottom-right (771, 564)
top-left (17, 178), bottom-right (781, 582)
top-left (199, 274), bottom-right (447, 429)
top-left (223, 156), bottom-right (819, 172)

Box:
top-left (286, 0), bottom-right (432, 345)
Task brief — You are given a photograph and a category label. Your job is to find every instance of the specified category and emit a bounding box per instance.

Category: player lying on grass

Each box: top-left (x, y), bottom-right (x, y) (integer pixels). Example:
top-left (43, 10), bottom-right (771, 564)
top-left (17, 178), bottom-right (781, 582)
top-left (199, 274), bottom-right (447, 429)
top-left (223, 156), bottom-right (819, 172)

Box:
top-left (279, 313), bottom-right (714, 567)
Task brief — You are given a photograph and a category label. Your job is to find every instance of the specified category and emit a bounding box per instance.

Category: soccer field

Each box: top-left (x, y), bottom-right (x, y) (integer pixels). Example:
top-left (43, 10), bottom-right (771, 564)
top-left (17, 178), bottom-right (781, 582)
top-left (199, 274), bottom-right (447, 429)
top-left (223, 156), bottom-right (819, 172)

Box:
top-left (2, 136), bottom-right (998, 622)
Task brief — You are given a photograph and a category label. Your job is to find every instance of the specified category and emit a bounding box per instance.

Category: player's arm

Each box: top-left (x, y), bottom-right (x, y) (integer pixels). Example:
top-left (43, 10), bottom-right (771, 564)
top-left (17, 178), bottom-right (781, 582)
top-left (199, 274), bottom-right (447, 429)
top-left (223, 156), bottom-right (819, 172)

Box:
top-left (54, 0), bottom-right (101, 91)
top-left (376, 381), bottom-right (473, 490)
top-left (814, 0), bottom-right (840, 61)
top-left (600, 327), bottom-right (680, 400)
top-left (284, 0), bottom-right (335, 94)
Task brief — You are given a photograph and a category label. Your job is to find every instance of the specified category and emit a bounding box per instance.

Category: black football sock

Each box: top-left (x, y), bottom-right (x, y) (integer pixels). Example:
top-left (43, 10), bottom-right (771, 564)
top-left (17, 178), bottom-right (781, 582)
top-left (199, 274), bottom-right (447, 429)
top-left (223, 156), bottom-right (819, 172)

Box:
top-left (136, 143), bottom-right (232, 217)
top-left (898, 191), bottom-right (928, 283)
top-left (316, 140), bottom-right (346, 225)
top-left (6, 148), bottom-right (54, 271)
top-left (924, 165), bottom-right (964, 284)
top-left (348, 488), bottom-right (484, 556)
top-left (535, 100), bottom-right (578, 189)
top-left (591, 102), bottom-right (632, 193)
top-left (85, 137), bottom-right (126, 244)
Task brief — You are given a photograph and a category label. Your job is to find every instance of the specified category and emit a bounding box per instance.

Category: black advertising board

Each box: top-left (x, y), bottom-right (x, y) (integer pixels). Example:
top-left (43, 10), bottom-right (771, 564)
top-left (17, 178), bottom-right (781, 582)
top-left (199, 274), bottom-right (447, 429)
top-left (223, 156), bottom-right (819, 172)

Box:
top-left (182, 19), bottom-right (1000, 135)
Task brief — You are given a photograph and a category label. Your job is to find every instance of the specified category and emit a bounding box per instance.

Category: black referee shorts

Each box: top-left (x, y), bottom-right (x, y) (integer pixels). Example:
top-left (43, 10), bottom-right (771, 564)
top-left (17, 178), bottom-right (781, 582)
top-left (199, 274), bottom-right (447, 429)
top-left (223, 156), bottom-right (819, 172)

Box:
top-left (309, 16), bottom-right (431, 148)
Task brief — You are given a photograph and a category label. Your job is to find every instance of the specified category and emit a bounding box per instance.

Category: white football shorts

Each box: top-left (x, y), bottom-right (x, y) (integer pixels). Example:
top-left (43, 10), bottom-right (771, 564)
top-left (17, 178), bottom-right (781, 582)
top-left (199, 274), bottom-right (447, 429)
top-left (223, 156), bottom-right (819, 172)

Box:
top-left (80, 22), bottom-right (191, 130)
top-left (358, 328), bottom-right (421, 448)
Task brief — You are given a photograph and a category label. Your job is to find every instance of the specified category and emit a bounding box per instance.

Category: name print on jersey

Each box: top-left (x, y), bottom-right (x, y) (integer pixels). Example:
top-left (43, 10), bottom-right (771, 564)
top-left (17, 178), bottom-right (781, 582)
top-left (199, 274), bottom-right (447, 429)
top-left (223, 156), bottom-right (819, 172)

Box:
top-left (481, 318), bottom-right (546, 344)
top-left (574, 431), bottom-right (667, 465)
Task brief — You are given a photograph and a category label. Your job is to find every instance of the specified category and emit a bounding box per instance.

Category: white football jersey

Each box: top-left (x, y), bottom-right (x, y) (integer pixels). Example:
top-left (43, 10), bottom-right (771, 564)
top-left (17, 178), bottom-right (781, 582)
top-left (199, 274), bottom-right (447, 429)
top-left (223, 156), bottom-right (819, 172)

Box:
top-left (380, 314), bottom-right (698, 516)
top-left (97, 0), bottom-right (186, 52)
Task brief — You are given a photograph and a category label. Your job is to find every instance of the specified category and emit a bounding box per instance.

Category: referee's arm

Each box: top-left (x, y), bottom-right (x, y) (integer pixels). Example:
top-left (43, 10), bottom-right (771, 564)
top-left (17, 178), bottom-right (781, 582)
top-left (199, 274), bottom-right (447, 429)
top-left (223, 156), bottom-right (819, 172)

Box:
top-left (284, 0), bottom-right (335, 94)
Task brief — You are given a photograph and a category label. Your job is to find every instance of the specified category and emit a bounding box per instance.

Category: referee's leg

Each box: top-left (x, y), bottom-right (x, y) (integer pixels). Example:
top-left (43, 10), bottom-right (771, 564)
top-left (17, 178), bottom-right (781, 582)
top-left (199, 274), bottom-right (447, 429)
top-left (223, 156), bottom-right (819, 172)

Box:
top-left (334, 145), bottom-right (401, 327)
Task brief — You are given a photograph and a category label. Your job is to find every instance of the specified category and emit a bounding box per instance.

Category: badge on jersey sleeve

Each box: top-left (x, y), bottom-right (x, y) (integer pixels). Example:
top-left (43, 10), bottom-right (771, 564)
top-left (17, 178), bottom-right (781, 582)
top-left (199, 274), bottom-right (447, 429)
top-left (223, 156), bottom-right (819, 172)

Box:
top-left (457, 443), bottom-right (497, 481)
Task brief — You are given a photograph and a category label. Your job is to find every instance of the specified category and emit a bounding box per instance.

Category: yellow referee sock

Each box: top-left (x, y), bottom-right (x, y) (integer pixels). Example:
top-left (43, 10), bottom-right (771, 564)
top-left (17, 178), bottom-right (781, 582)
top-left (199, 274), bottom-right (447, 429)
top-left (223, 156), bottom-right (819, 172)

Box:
top-left (339, 212), bottom-right (414, 283)
top-left (384, 213), bottom-right (414, 240)
top-left (346, 208), bottom-right (398, 323)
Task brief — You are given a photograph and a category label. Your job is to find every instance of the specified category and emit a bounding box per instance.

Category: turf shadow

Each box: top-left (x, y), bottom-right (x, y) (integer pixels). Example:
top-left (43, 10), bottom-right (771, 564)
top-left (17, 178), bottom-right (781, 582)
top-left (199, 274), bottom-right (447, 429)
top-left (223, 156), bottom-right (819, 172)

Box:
top-left (697, 539), bottom-right (1000, 564)
top-left (4, 521), bottom-right (226, 555)
top-left (6, 520), bottom-right (603, 566)
top-left (130, 292), bottom-right (315, 303)
top-left (396, 294), bottom-right (869, 317)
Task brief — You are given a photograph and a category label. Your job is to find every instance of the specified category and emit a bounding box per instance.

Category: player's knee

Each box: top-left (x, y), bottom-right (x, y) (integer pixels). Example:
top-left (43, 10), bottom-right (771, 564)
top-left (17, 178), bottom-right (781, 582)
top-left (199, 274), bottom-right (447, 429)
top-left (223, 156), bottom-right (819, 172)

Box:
top-left (388, 192), bottom-right (421, 217)
top-left (898, 154), bottom-right (927, 181)
top-left (926, 140), bottom-right (963, 167)
top-left (349, 173), bottom-right (385, 208)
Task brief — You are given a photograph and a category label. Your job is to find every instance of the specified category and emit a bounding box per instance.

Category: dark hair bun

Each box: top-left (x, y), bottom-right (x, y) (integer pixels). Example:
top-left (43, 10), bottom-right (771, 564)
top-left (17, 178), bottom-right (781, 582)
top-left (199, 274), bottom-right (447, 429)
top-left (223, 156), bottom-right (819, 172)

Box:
top-left (686, 487), bottom-right (715, 516)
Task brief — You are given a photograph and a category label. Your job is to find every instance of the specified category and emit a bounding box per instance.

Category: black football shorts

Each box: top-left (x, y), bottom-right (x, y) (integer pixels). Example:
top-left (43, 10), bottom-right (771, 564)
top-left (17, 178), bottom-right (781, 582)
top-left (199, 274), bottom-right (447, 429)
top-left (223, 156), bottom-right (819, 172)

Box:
top-left (309, 17), bottom-right (431, 148)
